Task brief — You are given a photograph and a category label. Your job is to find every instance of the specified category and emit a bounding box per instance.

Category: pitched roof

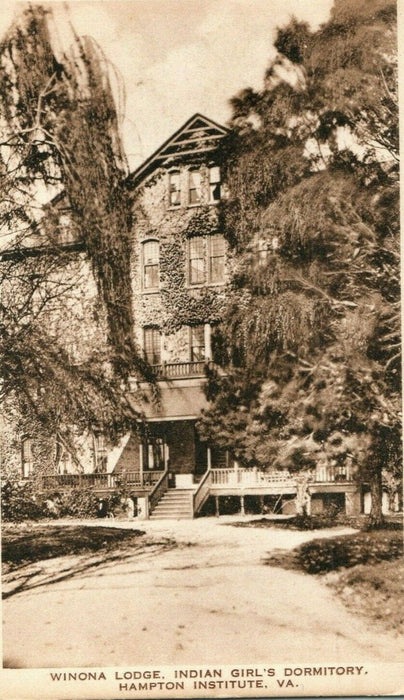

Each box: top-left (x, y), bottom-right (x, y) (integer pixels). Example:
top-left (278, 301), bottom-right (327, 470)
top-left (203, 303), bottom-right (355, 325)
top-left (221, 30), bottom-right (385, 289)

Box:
top-left (128, 113), bottom-right (228, 187)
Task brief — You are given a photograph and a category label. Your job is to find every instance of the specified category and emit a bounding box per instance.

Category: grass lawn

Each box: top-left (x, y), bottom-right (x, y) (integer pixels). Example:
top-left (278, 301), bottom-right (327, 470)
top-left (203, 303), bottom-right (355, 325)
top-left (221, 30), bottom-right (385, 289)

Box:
top-left (1, 522), bottom-right (146, 571)
top-left (261, 525), bottom-right (403, 635)
top-left (326, 558), bottom-right (404, 635)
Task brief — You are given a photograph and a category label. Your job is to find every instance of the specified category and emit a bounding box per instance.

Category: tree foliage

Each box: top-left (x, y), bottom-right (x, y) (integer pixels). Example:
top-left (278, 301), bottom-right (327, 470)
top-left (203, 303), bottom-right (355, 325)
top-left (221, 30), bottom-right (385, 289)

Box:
top-left (199, 0), bottom-right (400, 525)
top-left (0, 6), bottom-right (153, 464)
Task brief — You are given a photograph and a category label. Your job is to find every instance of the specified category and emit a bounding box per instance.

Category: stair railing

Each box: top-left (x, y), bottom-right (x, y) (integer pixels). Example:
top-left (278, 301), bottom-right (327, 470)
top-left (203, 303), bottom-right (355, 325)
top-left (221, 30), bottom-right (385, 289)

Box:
top-left (148, 468), bottom-right (170, 514)
top-left (193, 469), bottom-right (212, 516)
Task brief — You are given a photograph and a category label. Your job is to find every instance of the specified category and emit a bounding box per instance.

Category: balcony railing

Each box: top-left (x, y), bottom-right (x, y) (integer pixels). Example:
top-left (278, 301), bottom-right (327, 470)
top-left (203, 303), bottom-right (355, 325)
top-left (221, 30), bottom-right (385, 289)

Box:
top-left (209, 466), bottom-right (353, 488)
top-left (152, 360), bottom-right (214, 379)
top-left (39, 470), bottom-right (163, 490)
top-left (211, 468), bottom-right (294, 487)
top-left (314, 464), bottom-right (353, 483)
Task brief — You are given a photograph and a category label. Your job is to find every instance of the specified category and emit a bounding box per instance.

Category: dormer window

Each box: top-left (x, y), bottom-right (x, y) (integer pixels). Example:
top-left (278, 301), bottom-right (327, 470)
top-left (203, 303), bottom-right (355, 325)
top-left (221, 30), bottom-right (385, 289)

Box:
top-left (169, 170), bottom-right (181, 207)
top-left (188, 169), bottom-right (202, 205)
top-left (142, 240), bottom-right (159, 290)
top-left (209, 166), bottom-right (221, 202)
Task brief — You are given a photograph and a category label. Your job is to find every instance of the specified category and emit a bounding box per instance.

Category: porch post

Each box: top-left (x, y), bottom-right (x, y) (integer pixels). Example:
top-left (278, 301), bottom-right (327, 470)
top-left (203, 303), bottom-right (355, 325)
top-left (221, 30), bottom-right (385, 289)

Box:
top-left (139, 442), bottom-right (143, 486)
top-left (215, 495), bottom-right (220, 517)
top-left (240, 494), bottom-right (245, 516)
top-left (259, 496), bottom-right (264, 514)
top-left (207, 446), bottom-right (212, 469)
top-left (204, 324), bottom-right (212, 361)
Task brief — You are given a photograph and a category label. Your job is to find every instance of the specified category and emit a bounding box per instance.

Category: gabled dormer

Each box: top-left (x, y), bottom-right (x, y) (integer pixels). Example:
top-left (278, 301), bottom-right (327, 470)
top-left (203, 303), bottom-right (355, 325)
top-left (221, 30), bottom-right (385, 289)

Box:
top-left (128, 113), bottom-right (228, 188)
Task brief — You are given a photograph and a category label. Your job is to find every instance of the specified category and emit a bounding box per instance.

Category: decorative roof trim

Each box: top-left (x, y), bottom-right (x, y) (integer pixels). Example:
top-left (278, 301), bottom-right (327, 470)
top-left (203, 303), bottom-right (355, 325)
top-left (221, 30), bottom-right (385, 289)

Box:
top-left (127, 113), bottom-right (229, 188)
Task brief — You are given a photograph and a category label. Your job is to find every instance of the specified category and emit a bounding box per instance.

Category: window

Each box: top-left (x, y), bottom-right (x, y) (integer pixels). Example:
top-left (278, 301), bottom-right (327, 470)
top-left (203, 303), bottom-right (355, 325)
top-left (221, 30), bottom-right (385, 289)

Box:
top-left (142, 240), bottom-right (159, 290)
top-left (209, 234), bottom-right (226, 283)
top-left (55, 437), bottom-right (72, 474)
top-left (188, 237), bottom-right (205, 285)
top-left (190, 325), bottom-right (205, 361)
top-left (209, 166), bottom-right (221, 202)
top-left (188, 169), bottom-right (202, 205)
top-left (21, 437), bottom-right (33, 478)
top-left (93, 433), bottom-right (108, 473)
top-left (169, 170), bottom-right (181, 207)
top-left (257, 238), bottom-right (268, 266)
top-left (143, 437), bottom-right (164, 471)
top-left (143, 327), bottom-right (161, 365)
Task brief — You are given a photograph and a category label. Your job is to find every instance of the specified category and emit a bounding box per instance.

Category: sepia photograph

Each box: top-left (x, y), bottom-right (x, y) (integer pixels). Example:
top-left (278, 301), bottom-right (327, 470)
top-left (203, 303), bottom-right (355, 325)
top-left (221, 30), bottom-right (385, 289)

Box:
top-left (0, 0), bottom-right (402, 697)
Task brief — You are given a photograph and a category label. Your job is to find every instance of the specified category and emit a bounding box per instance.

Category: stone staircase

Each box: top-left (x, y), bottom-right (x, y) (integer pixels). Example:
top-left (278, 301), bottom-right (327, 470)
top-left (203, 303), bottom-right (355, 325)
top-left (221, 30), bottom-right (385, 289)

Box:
top-left (149, 488), bottom-right (194, 520)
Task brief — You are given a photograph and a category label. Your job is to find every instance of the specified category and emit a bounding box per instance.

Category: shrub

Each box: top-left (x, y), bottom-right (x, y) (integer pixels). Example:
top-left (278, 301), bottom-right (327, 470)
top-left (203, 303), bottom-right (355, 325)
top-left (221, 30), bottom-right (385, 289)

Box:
top-left (1, 480), bottom-right (44, 522)
top-left (48, 489), bottom-right (100, 518)
top-left (1, 480), bottom-right (124, 521)
top-left (297, 531), bottom-right (403, 574)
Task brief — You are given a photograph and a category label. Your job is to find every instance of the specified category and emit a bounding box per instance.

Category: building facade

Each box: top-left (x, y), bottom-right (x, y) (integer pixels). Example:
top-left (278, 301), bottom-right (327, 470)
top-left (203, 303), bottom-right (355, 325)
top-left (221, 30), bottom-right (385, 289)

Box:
top-left (3, 113), bottom-right (399, 518)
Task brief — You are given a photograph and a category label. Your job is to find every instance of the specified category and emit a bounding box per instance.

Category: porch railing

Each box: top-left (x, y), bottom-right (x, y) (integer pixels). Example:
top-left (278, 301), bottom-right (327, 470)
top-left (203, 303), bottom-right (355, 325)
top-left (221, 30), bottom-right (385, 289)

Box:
top-left (193, 469), bottom-right (212, 515)
top-left (314, 464), bottom-right (353, 482)
top-left (210, 468), bottom-right (294, 487)
top-left (39, 470), bottom-right (163, 490)
top-left (149, 469), bottom-right (170, 512)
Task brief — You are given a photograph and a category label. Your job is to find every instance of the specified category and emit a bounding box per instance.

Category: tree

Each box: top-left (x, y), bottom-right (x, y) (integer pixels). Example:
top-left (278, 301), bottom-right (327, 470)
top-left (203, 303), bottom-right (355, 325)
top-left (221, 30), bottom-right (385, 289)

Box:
top-left (0, 6), bottom-right (153, 472)
top-left (199, 0), bottom-right (400, 525)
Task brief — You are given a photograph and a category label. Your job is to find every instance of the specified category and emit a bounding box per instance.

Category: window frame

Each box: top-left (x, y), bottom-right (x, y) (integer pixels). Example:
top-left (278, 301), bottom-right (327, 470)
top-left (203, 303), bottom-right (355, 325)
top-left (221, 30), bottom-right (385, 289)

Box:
top-left (188, 168), bottom-right (203, 206)
top-left (189, 324), bottom-right (206, 362)
top-left (143, 326), bottom-right (162, 366)
top-left (209, 165), bottom-right (221, 203)
top-left (208, 233), bottom-right (226, 284)
top-left (168, 170), bottom-right (181, 208)
top-left (143, 437), bottom-right (165, 471)
top-left (21, 436), bottom-right (33, 478)
top-left (188, 236), bottom-right (206, 286)
top-left (93, 432), bottom-right (108, 473)
top-left (141, 238), bottom-right (160, 291)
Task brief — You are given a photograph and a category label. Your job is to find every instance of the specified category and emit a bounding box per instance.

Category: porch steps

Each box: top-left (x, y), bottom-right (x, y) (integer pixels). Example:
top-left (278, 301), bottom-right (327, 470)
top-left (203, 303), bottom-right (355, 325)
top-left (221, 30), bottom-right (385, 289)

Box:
top-left (150, 489), bottom-right (194, 520)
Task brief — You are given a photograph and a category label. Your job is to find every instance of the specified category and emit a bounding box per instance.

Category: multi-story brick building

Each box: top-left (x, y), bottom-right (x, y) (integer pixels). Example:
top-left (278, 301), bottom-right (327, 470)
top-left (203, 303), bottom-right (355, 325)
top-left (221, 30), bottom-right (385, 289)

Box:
top-left (3, 113), bottom-right (397, 518)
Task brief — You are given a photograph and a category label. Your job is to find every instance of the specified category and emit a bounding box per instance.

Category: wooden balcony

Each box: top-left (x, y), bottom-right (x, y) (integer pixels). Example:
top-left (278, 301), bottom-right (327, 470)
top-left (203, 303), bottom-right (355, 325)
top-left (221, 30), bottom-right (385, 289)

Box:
top-left (152, 360), bottom-right (214, 379)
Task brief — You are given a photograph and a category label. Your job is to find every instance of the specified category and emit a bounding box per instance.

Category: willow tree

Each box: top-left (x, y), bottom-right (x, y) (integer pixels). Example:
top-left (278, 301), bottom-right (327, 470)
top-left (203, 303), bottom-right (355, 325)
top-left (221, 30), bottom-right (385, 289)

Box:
top-left (199, 0), bottom-right (400, 525)
top-left (0, 6), bottom-right (152, 468)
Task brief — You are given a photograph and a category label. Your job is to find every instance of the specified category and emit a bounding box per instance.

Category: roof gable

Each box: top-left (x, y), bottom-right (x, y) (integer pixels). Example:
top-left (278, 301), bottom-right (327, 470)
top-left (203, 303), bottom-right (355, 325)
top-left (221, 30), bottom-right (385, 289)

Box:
top-left (129, 113), bottom-right (228, 186)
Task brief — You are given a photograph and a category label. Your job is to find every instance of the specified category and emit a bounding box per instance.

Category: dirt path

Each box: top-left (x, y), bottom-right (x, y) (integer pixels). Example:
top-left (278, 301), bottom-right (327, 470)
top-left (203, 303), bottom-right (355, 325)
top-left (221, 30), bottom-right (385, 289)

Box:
top-left (3, 517), bottom-right (403, 668)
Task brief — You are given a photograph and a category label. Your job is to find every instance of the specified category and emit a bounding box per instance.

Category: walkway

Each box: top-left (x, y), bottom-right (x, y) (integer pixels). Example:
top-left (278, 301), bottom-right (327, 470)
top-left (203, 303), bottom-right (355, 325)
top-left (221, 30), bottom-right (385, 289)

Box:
top-left (3, 516), bottom-right (403, 667)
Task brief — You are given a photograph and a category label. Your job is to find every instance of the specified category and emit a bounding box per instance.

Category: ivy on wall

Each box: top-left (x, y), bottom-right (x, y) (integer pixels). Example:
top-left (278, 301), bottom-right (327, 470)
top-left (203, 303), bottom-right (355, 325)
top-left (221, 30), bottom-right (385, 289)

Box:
top-left (134, 170), bottom-right (227, 336)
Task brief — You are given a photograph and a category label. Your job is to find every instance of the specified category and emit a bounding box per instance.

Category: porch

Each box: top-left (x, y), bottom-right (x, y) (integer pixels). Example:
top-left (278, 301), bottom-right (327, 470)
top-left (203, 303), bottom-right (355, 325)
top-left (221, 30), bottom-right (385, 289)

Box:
top-left (38, 463), bottom-right (356, 518)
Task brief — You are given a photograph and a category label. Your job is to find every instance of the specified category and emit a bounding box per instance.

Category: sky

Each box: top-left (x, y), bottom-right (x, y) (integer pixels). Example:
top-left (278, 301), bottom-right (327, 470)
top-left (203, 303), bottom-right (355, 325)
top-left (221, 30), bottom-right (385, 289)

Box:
top-left (0, 0), bottom-right (334, 171)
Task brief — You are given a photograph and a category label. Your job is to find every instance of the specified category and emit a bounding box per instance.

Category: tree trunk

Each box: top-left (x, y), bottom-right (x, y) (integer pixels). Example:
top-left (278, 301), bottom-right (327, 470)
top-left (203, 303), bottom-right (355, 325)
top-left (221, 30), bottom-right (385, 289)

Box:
top-left (295, 473), bottom-right (311, 516)
top-left (368, 468), bottom-right (384, 527)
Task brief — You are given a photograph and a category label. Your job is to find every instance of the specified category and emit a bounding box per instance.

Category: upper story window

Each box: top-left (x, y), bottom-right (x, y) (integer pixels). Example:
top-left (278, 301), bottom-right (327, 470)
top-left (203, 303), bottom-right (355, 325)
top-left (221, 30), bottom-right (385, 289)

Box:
top-left (21, 437), bottom-right (33, 478)
top-left (209, 234), bottom-right (226, 283)
top-left (209, 166), bottom-right (221, 202)
top-left (143, 327), bottom-right (161, 365)
top-left (142, 240), bottom-right (159, 290)
top-left (188, 169), bottom-right (202, 205)
top-left (189, 237), bottom-right (205, 285)
top-left (169, 170), bottom-right (181, 207)
top-left (190, 325), bottom-right (205, 361)
top-left (188, 234), bottom-right (226, 286)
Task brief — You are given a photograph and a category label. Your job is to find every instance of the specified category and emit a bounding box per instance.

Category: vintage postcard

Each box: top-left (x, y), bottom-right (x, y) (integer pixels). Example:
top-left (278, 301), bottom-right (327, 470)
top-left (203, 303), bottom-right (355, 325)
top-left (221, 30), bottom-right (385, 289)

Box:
top-left (0, 0), bottom-right (402, 698)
